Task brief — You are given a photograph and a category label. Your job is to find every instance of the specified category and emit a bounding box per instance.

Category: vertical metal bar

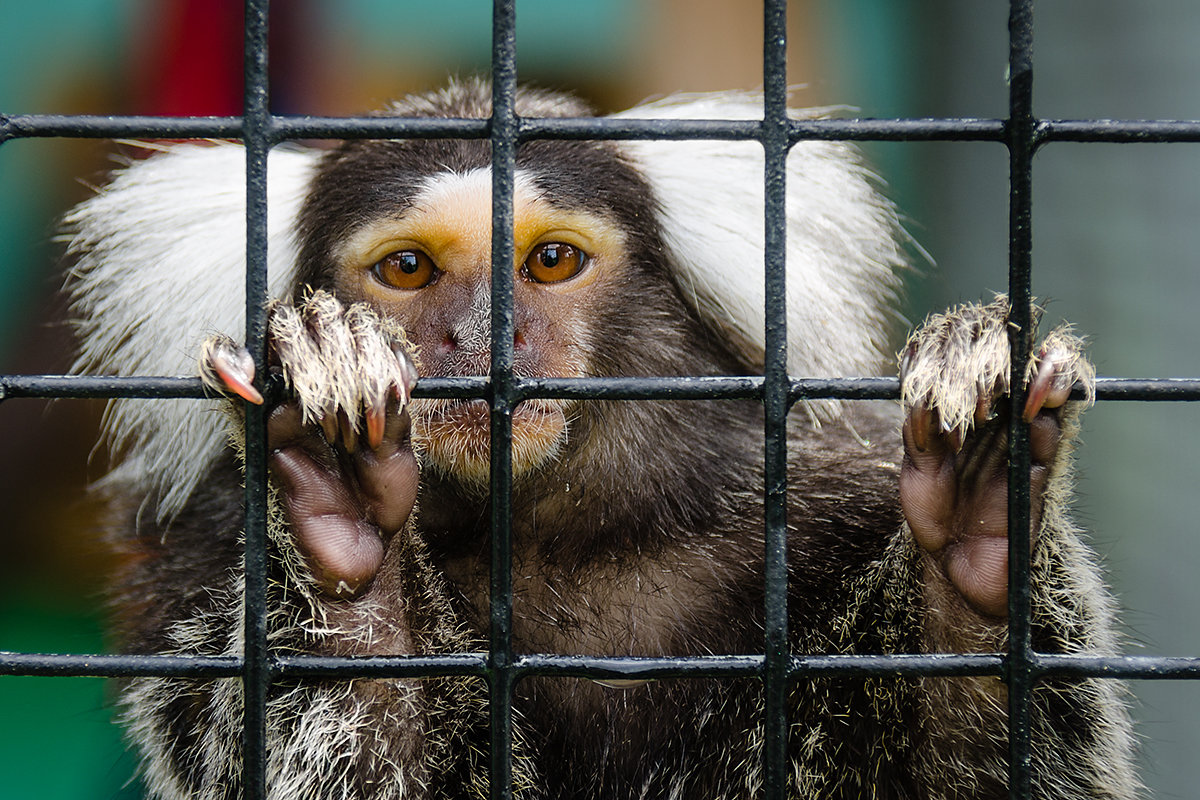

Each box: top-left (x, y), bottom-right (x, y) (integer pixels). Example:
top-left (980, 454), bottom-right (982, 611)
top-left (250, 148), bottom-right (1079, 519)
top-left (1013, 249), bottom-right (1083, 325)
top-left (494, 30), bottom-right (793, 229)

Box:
top-left (761, 1), bottom-right (790, 798)
top-left (242, 1), bottom-right (272, 798)
top-left (1006, 3), bottom-right (1036, 799)
top-left (489, 1), bottom-right (518, 798)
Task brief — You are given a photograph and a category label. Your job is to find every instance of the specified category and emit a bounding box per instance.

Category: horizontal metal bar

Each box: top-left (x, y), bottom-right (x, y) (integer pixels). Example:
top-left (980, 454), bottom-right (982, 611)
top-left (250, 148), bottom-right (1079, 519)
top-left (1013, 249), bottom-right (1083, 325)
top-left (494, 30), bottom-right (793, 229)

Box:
top-left (1039, 119), bottom-right (1200, 144)
top-left (0, 375), bottom-right (491, 401)
top-left (790, 652), bottom-right (1003, 677)
top-left (0, 375), bottom-right (210, 400)
top-left (0, 651), bottom-right (241, 678)
top-left (6, 648), bottom-right (1198, 682)
top-left (515, 654), bottom-right (764, 679)
top-left (4, 375), bottom-right (1199, 403)
top-left (1091, 377), bottom-right (1200, 400)
top-left (0, 113), bottom-right (1008, 146)
top-left (1035, 653), bottom-right (1200, 680)
top-left (275, 653), bottom-right (488, 679)
top-left (0, 114), bottom-right (491, 144)
top-left (9, 113), bottom-right (1200, 148)
top-left (0, 114), bottom-right (244, 141)
top-left (790, 377), bottom-right (898, 401)
top-left (521, 117), bottom-right (762, 141)
top-left (272, 116), bottom-right (488, 140)
top-left (790, 117), bottom-right (1006, 142)
top-left (520, 376), bottom-right (899, 402)
top-left (516, 376), bottom-right (763, 401)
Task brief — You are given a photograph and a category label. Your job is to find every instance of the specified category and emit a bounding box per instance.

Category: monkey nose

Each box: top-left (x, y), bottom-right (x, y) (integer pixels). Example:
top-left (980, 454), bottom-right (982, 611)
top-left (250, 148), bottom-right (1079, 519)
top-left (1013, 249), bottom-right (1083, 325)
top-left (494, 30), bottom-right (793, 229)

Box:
top-left (438, 329), bottom-right (527, 354)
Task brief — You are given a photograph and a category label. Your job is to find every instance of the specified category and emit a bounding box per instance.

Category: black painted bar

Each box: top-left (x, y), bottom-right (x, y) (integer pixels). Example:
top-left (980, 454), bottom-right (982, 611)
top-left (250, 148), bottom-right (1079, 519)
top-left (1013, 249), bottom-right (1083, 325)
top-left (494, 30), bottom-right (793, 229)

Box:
top-left (761, 2), bottom-right (791, 798)
top-left (4, 374), bottom-right (1200, 403)
top-left (240, 2), bottom-right (272, 798)
top-left (1005, 3), bottom-right (1037, 798)
top-left (488, 2), bottom-right (519, 798)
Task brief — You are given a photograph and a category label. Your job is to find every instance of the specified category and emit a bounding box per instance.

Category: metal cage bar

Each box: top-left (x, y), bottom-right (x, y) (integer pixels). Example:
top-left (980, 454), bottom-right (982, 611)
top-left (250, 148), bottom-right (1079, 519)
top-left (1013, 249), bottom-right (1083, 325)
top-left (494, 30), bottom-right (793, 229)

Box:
top-left (2, 2), bottom-right (1200, 799)
top-left (760, 2), bottom-right (791, 798)
top-left (1004, 4), bottom-right (1037, 797)
top-left (240, 1), bottom-right (272, 797)
top-left (488, 3), bottom-right (519, 797)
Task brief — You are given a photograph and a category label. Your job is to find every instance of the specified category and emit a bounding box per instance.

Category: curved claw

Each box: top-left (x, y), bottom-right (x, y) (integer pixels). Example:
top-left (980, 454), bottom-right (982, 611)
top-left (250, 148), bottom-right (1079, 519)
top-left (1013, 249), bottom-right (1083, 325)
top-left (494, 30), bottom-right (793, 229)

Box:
top-left (1023, 348), bottom-right (1072, 422)
top-left (973, 392), bottom-right (992, 427)
top-left (907, 404), bottom-right (934, 453)
top-left (365, 404), bottom-right (387, 450)
top-left (203, 339), bottom-right (264, 405)
top-left (391, 344), bottom-right (419, 406)
top-left (319, 413), bottom-right (339, 444)
top-left (338, 411), bottom-right (359, 454)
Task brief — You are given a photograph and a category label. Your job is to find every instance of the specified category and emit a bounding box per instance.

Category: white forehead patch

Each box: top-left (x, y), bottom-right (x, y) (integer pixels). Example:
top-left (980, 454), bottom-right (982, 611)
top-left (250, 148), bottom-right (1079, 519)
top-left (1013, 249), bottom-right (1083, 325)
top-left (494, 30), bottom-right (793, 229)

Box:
top-left (410, 167), bottom-right (542, 219)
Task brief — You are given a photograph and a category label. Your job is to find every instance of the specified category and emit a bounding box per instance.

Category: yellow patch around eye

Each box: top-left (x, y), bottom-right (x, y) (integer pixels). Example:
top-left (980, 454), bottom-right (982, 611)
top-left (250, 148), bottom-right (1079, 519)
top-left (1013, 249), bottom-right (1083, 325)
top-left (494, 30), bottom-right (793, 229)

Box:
top-left (334, 170), bottom-right (627, 292)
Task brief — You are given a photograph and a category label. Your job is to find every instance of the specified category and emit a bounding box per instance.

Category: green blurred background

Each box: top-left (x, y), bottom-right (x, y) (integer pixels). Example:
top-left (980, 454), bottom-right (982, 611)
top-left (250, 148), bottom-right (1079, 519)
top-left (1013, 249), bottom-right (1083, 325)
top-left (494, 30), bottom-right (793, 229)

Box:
top-left (2, 1), bottom-right (1199, 798)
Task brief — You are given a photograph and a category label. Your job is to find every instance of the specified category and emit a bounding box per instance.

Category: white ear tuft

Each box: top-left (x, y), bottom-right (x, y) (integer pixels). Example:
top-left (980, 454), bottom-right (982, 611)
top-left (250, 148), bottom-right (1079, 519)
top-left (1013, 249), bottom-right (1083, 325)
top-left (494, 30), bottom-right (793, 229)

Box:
top-left (610, 93), bottom-right (907, 407)
top-left (65, 143), bottom-right (321, 519)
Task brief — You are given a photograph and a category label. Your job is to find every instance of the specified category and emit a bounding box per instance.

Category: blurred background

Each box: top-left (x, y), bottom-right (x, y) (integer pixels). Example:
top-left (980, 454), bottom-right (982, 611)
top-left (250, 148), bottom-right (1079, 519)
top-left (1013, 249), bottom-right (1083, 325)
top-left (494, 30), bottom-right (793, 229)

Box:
top-left (1, 1), bottom-right (1198, 798)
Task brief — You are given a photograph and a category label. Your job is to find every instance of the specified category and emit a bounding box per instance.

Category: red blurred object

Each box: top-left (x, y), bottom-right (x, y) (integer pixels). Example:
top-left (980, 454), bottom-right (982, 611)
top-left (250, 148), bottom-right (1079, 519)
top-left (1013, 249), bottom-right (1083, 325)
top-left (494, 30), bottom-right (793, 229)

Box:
top-left (137, 0), bottom-right (245, 116)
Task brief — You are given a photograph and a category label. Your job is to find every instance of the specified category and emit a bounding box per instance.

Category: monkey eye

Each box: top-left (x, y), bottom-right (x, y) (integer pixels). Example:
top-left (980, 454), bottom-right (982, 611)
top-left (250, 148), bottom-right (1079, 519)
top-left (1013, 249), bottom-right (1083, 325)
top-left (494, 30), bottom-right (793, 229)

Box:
top-left (523, 242), bottom-right (587, 284)
top-left (371, 250), bottom-right (438, 290)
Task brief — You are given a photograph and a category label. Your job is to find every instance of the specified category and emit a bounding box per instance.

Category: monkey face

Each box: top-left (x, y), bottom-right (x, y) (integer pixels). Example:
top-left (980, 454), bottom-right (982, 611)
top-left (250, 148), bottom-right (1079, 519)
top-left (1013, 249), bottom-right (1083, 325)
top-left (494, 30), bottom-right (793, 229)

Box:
top-left (326, 167), bottom-right (631, 485)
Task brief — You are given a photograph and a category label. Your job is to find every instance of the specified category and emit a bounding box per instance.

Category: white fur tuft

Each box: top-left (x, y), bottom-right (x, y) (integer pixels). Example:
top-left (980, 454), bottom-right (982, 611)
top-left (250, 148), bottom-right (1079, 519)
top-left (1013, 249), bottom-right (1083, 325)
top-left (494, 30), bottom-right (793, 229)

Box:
top-left (65, 143), bottom-right (321, 519)
top-left (610, 93), bottom-right (907, 388)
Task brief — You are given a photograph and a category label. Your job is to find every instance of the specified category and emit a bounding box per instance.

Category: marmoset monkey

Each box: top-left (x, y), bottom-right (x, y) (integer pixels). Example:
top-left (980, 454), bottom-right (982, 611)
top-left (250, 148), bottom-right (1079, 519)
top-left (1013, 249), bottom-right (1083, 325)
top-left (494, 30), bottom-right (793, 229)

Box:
top-left (65, 79), bottom-right (1138, 799)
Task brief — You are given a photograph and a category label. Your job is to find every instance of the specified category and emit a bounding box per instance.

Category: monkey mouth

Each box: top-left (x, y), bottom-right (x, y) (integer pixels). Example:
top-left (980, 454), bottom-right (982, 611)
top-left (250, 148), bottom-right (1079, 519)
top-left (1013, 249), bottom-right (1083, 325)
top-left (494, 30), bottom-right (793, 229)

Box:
top-left (413, 397), bottom-right (571, 483)
top-left (427, 397), bottom-right (562, 426)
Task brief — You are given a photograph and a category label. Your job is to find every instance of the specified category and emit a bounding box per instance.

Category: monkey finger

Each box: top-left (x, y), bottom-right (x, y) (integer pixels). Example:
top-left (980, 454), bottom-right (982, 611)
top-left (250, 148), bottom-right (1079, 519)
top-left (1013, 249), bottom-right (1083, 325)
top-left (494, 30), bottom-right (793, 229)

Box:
top-left (351, 337), bottom-right (406, 449)
top-left (1028, 408), bottom-right (1064, 466)
top-left (944, 536), bottom-right (1010, 618)
top-left (353, 409), bottom-right (418, 535)
top-left (267, 404), bottom-right (339, 472)
top-left (362, 358), bottom-right (411, 450)
top-left (303, 291), bottom-right (362, 417)
top-left (899, 451), bottom-right (956, 553)
top-left (269, 301), bottom-right (333, 422)
top-left (267, 402), bottom-right (308, 448)
top-left (974, 391), bottom-right (992, 427)
top-left (345, 302), bottom-right (400, 424)
top-left (943, 424), bottom-right (965, 455)
top-left (199, 336), bottom-right (263, 405)
top-left (270, 446), bottom-right (385, 597)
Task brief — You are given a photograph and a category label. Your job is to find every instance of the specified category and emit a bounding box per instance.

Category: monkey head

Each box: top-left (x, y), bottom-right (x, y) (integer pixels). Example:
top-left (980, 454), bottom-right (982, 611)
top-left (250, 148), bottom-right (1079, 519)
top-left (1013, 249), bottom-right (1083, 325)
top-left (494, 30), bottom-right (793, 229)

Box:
top-left (293, 119), bottom-right (712, 487)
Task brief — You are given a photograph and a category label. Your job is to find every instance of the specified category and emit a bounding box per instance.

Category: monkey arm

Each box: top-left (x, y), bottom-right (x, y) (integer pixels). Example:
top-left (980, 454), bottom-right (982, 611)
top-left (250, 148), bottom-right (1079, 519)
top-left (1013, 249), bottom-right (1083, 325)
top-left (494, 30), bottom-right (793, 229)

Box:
top-left (893, 297), bottom-right (1138, 798)
top-left (898, 296), bottom-right (1094, 623)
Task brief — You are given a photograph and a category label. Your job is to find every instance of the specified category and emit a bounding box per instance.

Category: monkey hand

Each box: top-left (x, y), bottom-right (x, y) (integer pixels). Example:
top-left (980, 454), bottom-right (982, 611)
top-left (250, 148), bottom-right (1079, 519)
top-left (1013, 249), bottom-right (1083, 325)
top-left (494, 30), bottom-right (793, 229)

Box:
top-left (897, 296), bottom-right (1095, 617)
top-left (200, 289), bottom-right (420, 598)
